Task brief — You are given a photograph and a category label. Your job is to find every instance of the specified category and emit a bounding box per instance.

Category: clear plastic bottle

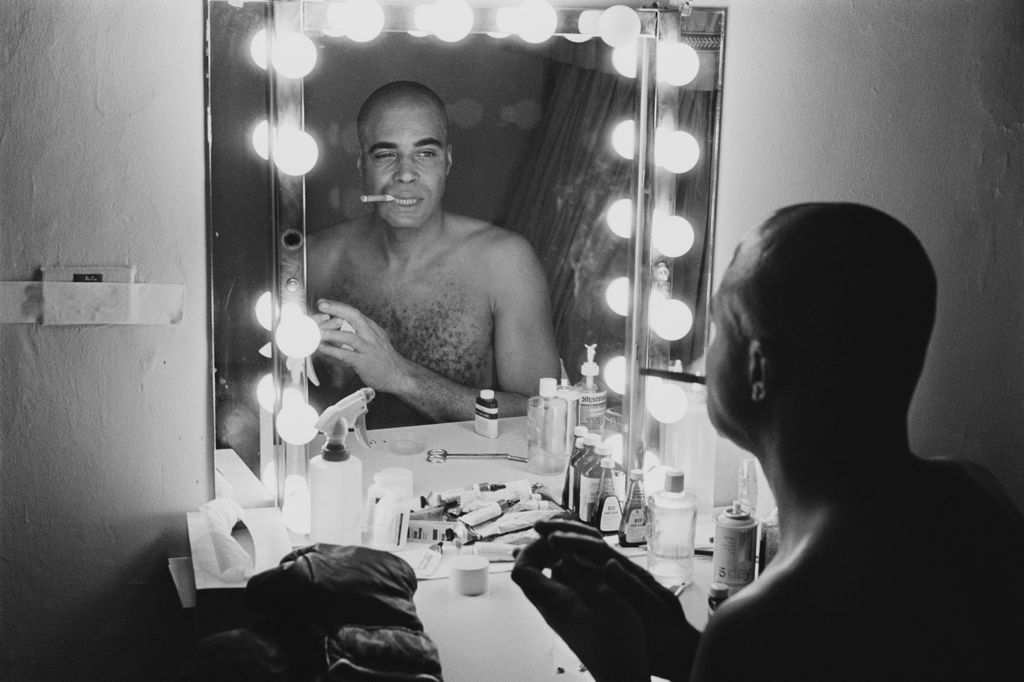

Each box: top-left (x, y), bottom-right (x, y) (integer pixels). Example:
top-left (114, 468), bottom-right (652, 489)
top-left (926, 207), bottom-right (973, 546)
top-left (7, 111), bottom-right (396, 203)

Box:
top-left (579, 442), bottom-right (624, 526)
top-left (647, 469), bottom-right (698, 587)
top-left (526, 377), bottom-right (568, 475)
top-left (617, 469), bottom-right (649, 547)
top-left (574, 344), bottom-right (607, 434)
top-left (560, 426), bottom-right (589, 511)
top-left (556, 378), bottom-right (581, 455)
top-left (309, 419), bottom-right (363, 546)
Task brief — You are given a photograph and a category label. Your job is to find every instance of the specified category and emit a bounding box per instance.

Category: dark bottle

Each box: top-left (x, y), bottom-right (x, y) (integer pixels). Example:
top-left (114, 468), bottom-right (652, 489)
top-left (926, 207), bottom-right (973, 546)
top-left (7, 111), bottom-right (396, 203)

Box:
top-left (560, 426), bottom-right (589, 511)
top-left (707, 581), bottom-right (730, 618)
top-left (571, 433), bottom-right (602, 520)
top-left (617, 469), bottom-right (649, 547)
top-left (585, 451), bottom-right (625, 534)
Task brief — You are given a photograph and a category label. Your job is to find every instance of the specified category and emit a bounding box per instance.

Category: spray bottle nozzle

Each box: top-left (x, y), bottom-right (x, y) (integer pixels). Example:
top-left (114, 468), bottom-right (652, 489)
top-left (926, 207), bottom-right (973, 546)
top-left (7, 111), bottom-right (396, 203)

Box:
top-left (314, 387), bottom-right (376, 450)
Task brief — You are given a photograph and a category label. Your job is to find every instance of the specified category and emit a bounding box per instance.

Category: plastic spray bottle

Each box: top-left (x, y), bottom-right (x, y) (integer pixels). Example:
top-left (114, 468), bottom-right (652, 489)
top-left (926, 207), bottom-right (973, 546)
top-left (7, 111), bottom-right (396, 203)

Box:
top-left (574, 344), bottom-right (607, 434)
top-left (309, 388), bottom-right (375, 545)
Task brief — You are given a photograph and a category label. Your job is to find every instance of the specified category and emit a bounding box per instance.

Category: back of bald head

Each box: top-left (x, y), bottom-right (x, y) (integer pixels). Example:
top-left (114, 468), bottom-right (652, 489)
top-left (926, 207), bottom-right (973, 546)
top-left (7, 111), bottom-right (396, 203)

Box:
top-left (356, 80), bottom-right (449, 149)
top-left (733, 203), bottom-right (936, 408)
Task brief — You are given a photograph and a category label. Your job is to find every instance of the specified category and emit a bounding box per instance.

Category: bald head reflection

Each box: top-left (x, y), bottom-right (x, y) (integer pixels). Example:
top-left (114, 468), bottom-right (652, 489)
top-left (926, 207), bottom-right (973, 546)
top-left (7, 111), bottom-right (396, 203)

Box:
top-left (356, 80), bottom-right (450, 150)
top-left (724, 203), bottom-right (936, 409)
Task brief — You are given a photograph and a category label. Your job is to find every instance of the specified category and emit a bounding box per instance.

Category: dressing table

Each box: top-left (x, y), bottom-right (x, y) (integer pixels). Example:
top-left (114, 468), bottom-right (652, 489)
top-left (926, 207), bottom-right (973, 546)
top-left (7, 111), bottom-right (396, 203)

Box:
top-left (197, 416), bottom-right (714, 681)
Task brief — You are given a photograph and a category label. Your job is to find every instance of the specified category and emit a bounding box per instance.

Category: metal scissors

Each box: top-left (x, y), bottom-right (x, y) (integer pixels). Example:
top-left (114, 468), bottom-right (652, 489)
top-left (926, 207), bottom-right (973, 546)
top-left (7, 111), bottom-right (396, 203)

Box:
top-left (425, 448), bottom-right (527, 464)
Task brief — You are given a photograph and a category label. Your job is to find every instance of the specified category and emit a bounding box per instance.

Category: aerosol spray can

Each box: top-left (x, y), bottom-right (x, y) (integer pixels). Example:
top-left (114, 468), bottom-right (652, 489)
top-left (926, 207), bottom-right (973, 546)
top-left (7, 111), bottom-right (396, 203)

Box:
top-left (711, 501), bottom-right (758, 595)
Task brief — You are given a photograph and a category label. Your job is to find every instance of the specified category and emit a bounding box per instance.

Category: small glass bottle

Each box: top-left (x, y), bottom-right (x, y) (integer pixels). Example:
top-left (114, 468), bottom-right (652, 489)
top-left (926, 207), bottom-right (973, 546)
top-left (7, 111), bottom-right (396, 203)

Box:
top-left (526, 378), bottom-right (568, 475)
top-left (647, 469), bottom-right (698, 587)
top-left (560, 426), bottom-right (589, 511)
top-left (617, 469), bottom-right (649, 547)
top-left (588, 455), bottom-right (625, 534)
top-left (579, 443), bottom-right (624, 528)
top-left (571, 433), bottom-right (602, 519)
top-left (474, 389), bottom-right (499, 439)
top-left (707, 582), bottom-right (730, 618)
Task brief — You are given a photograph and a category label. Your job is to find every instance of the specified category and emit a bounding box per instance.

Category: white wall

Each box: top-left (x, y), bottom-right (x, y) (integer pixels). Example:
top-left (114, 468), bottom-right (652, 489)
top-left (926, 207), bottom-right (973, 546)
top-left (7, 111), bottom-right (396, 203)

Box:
top-left (0, 0), bottom-right (1021, 678)
top-left (714, 0), bottom-right (1024, 510)
top-left (0, 1), bottom-right (208, 679)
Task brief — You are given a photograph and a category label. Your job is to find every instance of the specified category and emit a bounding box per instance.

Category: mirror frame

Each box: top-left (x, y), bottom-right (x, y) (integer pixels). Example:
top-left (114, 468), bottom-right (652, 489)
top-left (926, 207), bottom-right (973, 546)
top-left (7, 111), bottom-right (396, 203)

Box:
top-left (206, 0), bottom-right (726, 499)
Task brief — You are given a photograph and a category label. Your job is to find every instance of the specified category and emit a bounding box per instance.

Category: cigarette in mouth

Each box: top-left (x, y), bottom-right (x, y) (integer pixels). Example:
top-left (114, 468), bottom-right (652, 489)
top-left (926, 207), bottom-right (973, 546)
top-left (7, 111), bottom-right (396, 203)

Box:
top-left (360, 194), bottom-right (395, 203)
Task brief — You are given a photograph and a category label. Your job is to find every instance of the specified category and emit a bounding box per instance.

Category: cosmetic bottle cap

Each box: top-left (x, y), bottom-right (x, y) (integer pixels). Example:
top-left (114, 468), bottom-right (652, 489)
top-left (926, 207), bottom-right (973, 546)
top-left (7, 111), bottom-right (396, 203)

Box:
top-left (595, 442), bottom-right (612, 456)
top-left (629, 469), bottom-right (643, 481)
top-left (581, 344), bottom-right (599, 377)
top-left (538, 377), bottom-right (558, 397)
top-left (664, 470), bottom-right (686, 493)
top-left (709, 582), bottom-right (730, 599)
top-left (583, 433), bottom-right (602, 447)
top-left (574, 425), bottom-right (589, 437)
top-left (479, 389), bottom-right (495, 400)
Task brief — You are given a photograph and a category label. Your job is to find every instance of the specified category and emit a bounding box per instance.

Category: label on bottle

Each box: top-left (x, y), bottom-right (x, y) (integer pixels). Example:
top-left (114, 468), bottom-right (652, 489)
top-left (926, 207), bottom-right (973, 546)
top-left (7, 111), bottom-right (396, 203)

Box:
top-left (597, 496), bottom-right (623, 532)
top-left (578, 391), bottom-right (607, 431)
top-left (712, 514), bottom-right (757, 592)
top-left (620, 508), bottom-right (649, 545)
top-left (578, 475), bottom-right (601, 522)
top-left (475, 399), bottom-right (499, 438)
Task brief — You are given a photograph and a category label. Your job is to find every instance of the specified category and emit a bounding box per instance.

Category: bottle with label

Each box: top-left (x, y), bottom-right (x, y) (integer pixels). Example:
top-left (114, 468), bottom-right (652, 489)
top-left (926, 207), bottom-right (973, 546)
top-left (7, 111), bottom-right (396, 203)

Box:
top-left (474, 389), bottom-right (499, 438)
top-left (647, 469), bottom-right (698, 587)
top-left (588, 456), bottom-right (625, 533)
top-left (574, 344), bottom-right (607, 434)
top-left (712, 501), bottom-right (758, 595)
top-left (560, 426), bottom-right (589, 511)
top-left (568, 432), bottom-right (601, 517)
top-left (556, 379), bottom-right (581, 455)
top-left (309, 416), bottom-right (363, 546)
top-left (578, 442), bottom-right (624, 526)
top-left (757, 506), bottom-right (780, 576)
top-left (526, 378), bottom-right (568, 475)
top-left (617, 469), bottom-right (649, 547)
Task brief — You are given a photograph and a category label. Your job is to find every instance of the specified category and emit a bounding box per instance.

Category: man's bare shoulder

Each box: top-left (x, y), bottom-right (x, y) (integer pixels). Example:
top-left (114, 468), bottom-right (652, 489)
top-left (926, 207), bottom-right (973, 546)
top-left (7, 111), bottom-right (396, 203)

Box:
top-left (444, 214), bottom-right (540, 267)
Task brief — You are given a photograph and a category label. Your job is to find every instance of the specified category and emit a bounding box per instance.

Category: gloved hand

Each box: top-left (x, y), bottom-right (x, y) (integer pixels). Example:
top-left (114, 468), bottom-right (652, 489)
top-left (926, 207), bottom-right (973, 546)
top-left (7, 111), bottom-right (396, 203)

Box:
top-left (245, 544), bottom-right (424, 635)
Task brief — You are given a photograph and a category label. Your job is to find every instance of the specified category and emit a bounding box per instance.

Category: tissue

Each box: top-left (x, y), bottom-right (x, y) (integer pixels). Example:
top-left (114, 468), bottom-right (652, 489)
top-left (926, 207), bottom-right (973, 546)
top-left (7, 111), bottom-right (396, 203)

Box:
top-left (199, 498), bottom-right (255, 581)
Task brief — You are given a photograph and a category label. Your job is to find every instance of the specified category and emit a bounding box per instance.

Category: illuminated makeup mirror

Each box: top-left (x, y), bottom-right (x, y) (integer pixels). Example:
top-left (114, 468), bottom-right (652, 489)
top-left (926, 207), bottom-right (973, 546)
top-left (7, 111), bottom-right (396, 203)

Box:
top-left (205, 0), bottom-right (725, 502)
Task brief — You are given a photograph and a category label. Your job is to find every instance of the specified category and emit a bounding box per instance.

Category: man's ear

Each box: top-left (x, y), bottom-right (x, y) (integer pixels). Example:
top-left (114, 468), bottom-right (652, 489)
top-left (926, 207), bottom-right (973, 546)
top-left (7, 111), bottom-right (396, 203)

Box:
top-left (747, 339), bottom-right (770, 403)
top-left (446, 144), bottom-right (453, 176)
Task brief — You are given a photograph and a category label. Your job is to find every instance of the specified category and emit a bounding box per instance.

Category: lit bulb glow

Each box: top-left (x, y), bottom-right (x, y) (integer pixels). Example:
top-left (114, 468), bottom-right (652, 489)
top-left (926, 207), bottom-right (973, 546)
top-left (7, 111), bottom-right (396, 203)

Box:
top-left (563, 33), bottom-right (590, 43)
top-left (252, 120), bottom-right (271, 160)
top-left (604, 355), bottom-right (627, 395)
top-left (273, 127), bottom-right (319, 176)
top-left (655, 129), bottom-right (700, 174)
top-left (327, 0), bottom-right (386, 43)
top-left (611, 43), bottom-right (637, 79)
top-left (651, 298), bottom-right (694, 341)
top-left (611, 119), bottom-right (635, 160)
top-left (256, 373), bottom-right (277, 412)
top-left (653, 214), bottom-right (695, 258)
top-left (646, 378), bottom-right (689, 423)
top-left (605, 197), bottom-right (633, 238)
top-left (578, 9), bottom-right (602, 36)
top-left (517, 0), bottom-right (557, 44)
top-left (658, 42), bottom-right (700, 86)
top-left (604, 433), bottom-right (624, 465)
top-left (255, 290), bottom-right (274, 330)
top-left (598, 5), bottom-right (641, 48)
top-left (282, 475), bottom-right (312, 534)
top-left (270, 32), bottom-right (317, 79)
top-left (433, 0), bottom-right (475, 42)
top-left (276, 388), bottom-right (319, 445)
top-left (605, 277), bottom-right (630, 316)
top-left (249, 29), bottom-right (268, 70)
top-left (275, 302), bottom-right (322, 358)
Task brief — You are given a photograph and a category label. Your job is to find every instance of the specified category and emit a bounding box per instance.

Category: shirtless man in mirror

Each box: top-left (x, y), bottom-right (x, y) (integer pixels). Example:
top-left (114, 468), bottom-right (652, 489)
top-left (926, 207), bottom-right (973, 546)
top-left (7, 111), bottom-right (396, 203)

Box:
top-left (308, 81), bottom-right (560, 428)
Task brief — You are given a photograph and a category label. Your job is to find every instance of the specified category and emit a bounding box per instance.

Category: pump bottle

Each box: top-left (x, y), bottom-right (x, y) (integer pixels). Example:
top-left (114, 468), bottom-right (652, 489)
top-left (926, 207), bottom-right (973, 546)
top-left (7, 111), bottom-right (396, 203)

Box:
top-left (574, 344), bottom-right (607, 434)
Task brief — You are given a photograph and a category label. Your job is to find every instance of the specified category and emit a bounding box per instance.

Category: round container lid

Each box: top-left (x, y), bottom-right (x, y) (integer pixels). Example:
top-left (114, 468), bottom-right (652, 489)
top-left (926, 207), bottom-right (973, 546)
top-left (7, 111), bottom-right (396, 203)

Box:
top-left (479, 389), bottom-right (495, 400)
top-left (539, 377), bottom-right (558, 397)
top-left (664, 469), bottom-right (686, 493)
top-left (450, 555), bottom-right (490, 596)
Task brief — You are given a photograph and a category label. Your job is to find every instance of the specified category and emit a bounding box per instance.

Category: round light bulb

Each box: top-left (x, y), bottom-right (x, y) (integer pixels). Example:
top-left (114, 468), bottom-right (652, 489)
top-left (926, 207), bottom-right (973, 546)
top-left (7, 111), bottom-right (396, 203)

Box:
top-left (251, 120), bottom-right (271, 161)
top-left (651, 298), bottom-right (693, 341)
top-left (276, 389), bottom-right (319, 445)
top-left (256, 373), bottom-right (277, 412)
top-left (249, 29), bottom-right (268, 70)
top-left (603, 355), bottom-right (627, 395)
top-left (255, 290), bottom-right (274, 330)
top-left (611, 43), bottom-right (638, 79)
top-left (646, 379), bottom-right (689, 424)
top-left (605, 197), bottom-right (633, 238)
top-left (655, 129), bottom-right (700, 174)
top-left (487, 31), bottom-right (511, 39)
top-left (563, 33), bottom-right (590, 43)
top-left (275, 302), bottom-right (322, 358)
top-left (605, 276), bottom-right (630, 316)
top-left (598, 5), bottom-right (641, 48)
top-left (270, 32), bottom-right (317, 79)
top-left (604, 432), bottom-right (624, 465)
top-left (495, 6), bottom-right (520, 35)
top-left (578, 9), bottom-right (602, 36)
top-left (658, 42), bottom-right (700, 87)
top-left (517, 0), bottom-right (557, 44)
top-left (348, 0), bottom-right (387, 42)
top-left (281, 476), bottom-right (312, 534)
top-left (653, 214), bottom-right (695, 258)
top-left (432, 0), bottom-right (474, 42)
top-left (273, 126), bottom-right (319, 176)
top-left (611, 119), bottom-right (635, 160)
